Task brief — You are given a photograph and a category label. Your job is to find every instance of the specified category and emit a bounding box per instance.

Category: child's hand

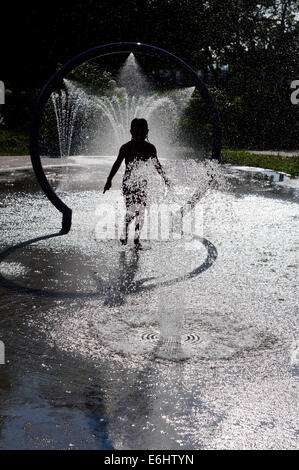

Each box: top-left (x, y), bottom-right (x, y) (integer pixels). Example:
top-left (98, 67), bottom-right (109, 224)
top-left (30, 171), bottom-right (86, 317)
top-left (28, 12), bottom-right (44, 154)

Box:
top-left (163, 179), bottom-right (173, 198)
top-left (165, 178), bottom-right (173, 190)
top-left (103, 180), bottom-right (111, 193)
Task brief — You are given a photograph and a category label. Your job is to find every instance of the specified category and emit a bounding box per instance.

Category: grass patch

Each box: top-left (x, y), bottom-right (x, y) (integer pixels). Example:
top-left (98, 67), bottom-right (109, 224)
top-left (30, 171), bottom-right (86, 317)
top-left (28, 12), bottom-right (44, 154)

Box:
top-left (221, 149), bottom-right (299, 177)
top-left (0, 130), bottom-right (298, 177)
top-left (0, 129), bottom-right (29, 156)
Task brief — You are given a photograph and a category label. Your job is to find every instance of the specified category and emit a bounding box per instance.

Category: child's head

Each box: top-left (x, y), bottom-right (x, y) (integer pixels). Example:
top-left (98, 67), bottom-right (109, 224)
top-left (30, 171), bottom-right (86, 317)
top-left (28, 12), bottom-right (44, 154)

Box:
top-left (130, 118), bottom-right (149, 141)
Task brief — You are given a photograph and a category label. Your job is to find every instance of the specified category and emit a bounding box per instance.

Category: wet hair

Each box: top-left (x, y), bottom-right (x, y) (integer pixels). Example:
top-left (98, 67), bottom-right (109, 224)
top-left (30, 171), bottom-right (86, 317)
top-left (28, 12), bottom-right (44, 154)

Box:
top-left (130, 118), bottom-right (149, 132)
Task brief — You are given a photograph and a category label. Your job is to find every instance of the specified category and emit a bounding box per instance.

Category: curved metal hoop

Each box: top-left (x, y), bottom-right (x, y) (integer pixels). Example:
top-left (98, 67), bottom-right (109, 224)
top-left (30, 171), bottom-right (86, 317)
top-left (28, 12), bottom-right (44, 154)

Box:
top-left (30, 42), bottom-right (222, 233)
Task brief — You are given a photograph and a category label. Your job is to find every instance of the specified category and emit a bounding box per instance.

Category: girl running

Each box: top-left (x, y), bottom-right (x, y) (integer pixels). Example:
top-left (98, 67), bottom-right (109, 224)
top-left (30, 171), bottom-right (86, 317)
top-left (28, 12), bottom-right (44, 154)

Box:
top-left (103, 118), bottom-right (170, 248)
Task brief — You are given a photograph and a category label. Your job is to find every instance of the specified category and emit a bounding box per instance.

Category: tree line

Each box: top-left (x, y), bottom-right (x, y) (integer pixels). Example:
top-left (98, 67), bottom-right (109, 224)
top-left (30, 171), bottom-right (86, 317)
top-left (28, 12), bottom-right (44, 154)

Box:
top-left (1, 0), bottom-right (299, 150)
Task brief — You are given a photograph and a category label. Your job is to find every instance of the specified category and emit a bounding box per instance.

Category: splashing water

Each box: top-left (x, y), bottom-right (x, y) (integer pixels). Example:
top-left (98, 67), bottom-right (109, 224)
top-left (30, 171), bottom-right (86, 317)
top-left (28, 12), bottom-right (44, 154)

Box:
top-left (51, 83), bottom-right (87, 157)
top-left (1, 160), bottom-right (298, 449)
top-left (49, 53), bottom-right (195, 157)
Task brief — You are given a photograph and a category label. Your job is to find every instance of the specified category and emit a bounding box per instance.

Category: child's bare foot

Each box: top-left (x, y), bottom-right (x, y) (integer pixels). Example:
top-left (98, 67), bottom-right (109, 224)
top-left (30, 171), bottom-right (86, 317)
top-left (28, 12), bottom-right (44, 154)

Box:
top-left (120, 236), bottom-right (127, 245)
top-left (134, 238), bottom-right (142, 250)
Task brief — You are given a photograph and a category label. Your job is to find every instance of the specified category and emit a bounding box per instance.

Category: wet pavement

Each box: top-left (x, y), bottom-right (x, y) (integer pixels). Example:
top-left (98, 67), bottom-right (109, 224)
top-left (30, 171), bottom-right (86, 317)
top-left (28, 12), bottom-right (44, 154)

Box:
top-left (0, 155), bottom-right (298, 449)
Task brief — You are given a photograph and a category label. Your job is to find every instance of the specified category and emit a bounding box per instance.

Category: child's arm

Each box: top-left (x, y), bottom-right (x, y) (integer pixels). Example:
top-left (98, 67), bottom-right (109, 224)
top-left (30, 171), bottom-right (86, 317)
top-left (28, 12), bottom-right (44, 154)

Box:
top-left (151, 151), bottom-right (170, 186)
top-left (103, 147), bottom-right (125, 193)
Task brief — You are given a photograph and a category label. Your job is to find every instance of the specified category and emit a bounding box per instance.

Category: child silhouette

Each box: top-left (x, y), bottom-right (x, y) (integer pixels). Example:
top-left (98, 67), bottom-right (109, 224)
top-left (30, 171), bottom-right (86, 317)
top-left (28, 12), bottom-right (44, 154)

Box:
top-left (104, 118), bottom-right (170, 248)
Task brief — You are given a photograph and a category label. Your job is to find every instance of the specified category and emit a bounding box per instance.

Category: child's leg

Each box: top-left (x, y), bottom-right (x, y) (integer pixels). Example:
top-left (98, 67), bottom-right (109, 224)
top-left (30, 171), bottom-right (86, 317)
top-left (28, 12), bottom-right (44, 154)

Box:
top-left (121, 201), bottom-right (136, 244)
top-left (134, 182), bottom-right (147, 245)
top-left (134, 202), bottom-right (146, 245)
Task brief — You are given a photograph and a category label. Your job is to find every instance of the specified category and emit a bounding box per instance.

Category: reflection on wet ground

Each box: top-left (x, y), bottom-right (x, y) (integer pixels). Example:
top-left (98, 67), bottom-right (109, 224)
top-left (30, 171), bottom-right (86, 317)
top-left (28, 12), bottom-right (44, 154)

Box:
top-left (0, 156), bottom-right (298, 449)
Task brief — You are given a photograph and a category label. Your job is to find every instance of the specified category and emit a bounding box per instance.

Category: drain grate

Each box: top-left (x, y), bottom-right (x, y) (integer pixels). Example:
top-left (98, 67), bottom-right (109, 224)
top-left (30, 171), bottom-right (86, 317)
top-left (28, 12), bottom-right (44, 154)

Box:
top-left (141, 331), bottom-right (200, 344)
top-left (141, 332), bottom-right (160, 342)
top-left (184, 333), bottom-right (200, 344)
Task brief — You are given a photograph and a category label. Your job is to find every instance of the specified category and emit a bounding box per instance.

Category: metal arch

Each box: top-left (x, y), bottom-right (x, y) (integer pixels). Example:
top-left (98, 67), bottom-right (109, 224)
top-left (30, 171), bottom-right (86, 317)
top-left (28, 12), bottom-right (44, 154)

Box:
top-left (30, 42), bottom-right (222, 234)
